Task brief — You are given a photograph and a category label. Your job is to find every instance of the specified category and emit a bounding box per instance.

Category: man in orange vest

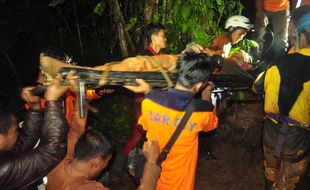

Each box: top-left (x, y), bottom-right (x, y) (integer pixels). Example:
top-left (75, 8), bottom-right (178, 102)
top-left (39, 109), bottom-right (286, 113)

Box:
top-left (255, 0), bottom-right (290, 59)
top-left (127, 53), bottom-right (218, 190)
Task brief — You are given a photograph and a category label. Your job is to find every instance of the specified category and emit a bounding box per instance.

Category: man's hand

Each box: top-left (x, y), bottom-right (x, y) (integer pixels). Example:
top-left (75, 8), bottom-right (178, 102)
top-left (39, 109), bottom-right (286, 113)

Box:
top-left (203, 48), bottom-right (225, 57)
top-left (124, 79), bottom-right (152, 94)
top-left (45, 71), bottom-right (78, 101)
top-left (182, 43), bottom-right (204, 54)
top-left (21, 87), bottom-right (41, 110)
top-left (201, 82), bottom-right (215, 102)
top-left (143, 140), bottom-right (160, 164)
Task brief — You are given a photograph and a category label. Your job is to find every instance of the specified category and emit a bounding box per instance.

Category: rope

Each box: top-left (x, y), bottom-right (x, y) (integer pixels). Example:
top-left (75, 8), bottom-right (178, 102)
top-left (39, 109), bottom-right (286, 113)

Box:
top-left (149, 56), bottom-right (174, 88)
top-left (98, 64), bottom-right (111, 86)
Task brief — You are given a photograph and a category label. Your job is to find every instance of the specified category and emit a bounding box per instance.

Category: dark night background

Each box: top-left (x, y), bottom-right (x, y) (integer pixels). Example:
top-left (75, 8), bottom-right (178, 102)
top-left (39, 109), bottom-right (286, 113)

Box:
top-left (0, 0), bottom-right (255, 99)
top-left (0, 0), bottom-right (309, 189)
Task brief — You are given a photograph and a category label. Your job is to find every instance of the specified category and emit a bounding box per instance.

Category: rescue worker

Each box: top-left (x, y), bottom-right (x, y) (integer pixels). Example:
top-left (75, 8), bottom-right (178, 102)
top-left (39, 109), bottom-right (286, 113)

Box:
top-left (255, 0), bottom-right (290, 59)
top-left (287, 5), bottom-right (310, 53)
top-left (0, 72), bottom-right (76, 189)
top-left (122, 23), bottom-right (168, 158)
top-left (253, 6), bottom-right (310, 190)
top-left (187, 15), bottom-right (254, 69)
top-left (126, 52), bottom-right (218, 190)
top-left (47, 93), bottom-right (114, 190)
top-left (139, 23), bottom-right (167, 56)
top-left (209, 15), bottom-right (254, 69)
top-left (210, 15), bottom-right (253, 57)
top-left (111, 23), bottom-right (168, 180)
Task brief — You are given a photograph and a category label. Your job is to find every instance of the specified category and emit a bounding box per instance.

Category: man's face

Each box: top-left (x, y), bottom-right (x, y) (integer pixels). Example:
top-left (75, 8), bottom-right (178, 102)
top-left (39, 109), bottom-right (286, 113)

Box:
top-left (0, 116), bottom-right (18, 150)
top-left (152, 29), bottom-right (167, 49)
top-left (231, 28), bottom-right (248, 44)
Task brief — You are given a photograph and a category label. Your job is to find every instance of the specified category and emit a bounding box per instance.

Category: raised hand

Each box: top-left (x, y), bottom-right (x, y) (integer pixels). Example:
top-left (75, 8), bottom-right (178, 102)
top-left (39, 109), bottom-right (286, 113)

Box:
top-left (124, 79), bottom-right (152, 94)
top-left (201, 82), bottom-right (215, 102)
top-left (143, 140), bottom-right (160, 164)
top-left (21, 87), bottom-right (41, 110)
top-left (45, 70), bottom-right (79, 101)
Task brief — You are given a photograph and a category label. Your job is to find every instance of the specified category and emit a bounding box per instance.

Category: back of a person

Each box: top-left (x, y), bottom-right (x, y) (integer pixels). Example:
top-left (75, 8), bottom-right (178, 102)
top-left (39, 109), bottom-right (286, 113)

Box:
top-left (47, 159), bottom-right (69, 190)
top-left (47, 159), bottom-right (107, 190)
top-left (63, 177), bottom-right (106, 190)
top-left (263, 51), bottom-right (310, 124)
top-left (139, 89), bottom-right (217, 190)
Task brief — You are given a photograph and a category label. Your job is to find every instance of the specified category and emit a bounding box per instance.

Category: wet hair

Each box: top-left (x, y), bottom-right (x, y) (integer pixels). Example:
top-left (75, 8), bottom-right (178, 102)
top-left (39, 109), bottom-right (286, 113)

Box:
top-left (0, 100), bottom-right (16, 135)
top-left (74, 128), bottom-right (114, 161)
top-left (176, 53), bottom-right (212, 88)
top-left (145, 23), bottom-right (166, 44)
top-left (40, 47), bottom-right (67, 61)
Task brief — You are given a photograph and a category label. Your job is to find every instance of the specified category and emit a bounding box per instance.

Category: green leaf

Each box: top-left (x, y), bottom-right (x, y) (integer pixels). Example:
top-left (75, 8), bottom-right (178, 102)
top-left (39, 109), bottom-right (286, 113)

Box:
top-left (153, 14), bottom-right (159, 23)
top-left (181, 23), bottom-right (188, 33)
top-left (216, 0), bottom-right (223, 6)
top-left (127, 17), bottom-right (137, 30)
top-left (93, 1), bottom-right (106, 16)
top-left (181, 7), bottom-right (190, 20)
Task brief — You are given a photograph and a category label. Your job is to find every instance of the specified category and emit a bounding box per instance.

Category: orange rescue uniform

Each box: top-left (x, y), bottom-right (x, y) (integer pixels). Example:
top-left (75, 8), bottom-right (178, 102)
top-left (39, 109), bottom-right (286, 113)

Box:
top-left (264, 0), bottom-right (289, 12)
top-left (138, 88), bottom-right (218, 190)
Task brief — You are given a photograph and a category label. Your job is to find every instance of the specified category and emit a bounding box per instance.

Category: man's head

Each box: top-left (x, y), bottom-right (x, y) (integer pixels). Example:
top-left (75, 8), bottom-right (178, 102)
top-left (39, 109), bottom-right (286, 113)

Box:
top-left (145, 23), bottom-right (167, 50)
top-left (289, 5), bottom-right (310, 49)
top-left (225, 15), bottom-right (253, 44)
top-left (0, 102), bottom-right (18, 151)
top-left (176, 53), bottom-right (212, 92)
top-left (73, 128), bottom-right (114, 178)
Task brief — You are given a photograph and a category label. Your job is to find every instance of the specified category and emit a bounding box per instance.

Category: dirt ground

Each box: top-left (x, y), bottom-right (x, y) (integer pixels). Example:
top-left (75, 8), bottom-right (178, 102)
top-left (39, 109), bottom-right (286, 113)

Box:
top-left (110, 135), bottom-right (265, 190)
top-left (195, 134), bottom-right (264, 190)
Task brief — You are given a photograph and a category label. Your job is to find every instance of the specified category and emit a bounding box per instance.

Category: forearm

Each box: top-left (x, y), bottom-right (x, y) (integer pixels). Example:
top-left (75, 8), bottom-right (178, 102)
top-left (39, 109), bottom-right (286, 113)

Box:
top-left (138, 161), bottom-right (161, 190)
top-left (66, 96), bottom-right (87, 159)
top-left (14, 109), bottom-right (44, 152)
top-left (41, 101), bottom-right (68, 157)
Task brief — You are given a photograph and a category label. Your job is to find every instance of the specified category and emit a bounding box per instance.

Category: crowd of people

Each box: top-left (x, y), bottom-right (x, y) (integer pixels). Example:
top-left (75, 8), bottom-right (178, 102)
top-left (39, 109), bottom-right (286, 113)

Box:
top-left (0, 1), bottom-right (309, 190)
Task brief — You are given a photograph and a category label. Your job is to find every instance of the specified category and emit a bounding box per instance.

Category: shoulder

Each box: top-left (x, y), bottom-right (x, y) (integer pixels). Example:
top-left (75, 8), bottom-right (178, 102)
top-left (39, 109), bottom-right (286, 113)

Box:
top-left (212, 33), bottom-right (231, 44)
top-left (144, 90), bottom-right (214, 112)
top-left (71, 179), bottom-right (108, 190)
top-left (267, 53), bottom-right (310, 83)
top-left (272, 53), bottom-right (310, 70)
top-left (194, 99), bottom-right (215, 112)
top-left (211, 33), bottom-right (231, 50)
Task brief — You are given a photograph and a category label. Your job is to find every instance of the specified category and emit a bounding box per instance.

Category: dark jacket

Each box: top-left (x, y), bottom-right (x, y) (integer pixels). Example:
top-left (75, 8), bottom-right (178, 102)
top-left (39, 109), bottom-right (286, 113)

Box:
top-left (0, 101), bottom-right (68, 190)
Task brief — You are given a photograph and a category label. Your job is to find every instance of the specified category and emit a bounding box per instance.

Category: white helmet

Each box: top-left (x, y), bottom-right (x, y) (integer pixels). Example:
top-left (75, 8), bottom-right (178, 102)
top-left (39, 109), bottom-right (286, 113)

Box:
top-left (225, 15), bottom-right (253, 30)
